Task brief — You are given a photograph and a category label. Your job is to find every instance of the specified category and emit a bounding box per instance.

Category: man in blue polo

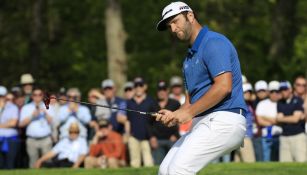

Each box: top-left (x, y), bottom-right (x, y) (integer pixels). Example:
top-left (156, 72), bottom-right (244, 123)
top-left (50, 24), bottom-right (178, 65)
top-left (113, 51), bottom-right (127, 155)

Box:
top-left (155, 2), bottom-right (247, 175)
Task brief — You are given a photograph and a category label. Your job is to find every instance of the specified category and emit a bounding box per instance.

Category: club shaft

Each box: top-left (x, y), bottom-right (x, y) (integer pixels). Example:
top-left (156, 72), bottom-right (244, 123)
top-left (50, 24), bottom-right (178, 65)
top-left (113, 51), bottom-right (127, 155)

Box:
top-left (50, 97), bottom-right (155, 116)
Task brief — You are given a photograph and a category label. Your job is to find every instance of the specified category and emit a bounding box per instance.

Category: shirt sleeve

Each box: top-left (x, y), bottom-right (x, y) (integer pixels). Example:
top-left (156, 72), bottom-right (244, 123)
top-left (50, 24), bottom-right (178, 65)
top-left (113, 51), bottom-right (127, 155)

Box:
top-left (78, 106), bottom-right (91, 124)
top-left (20, 105), bottom-right (31, 122)
top-left (52, 139), bottom-right (64, 154)
top-left (255, 101), bottom-right (265, 116)
top-left (203, 38), bottom-right (232, 78)
top-left (294, 98), bottom-right (304, 112)
top-left (117, 100), bottom-right (127, 116)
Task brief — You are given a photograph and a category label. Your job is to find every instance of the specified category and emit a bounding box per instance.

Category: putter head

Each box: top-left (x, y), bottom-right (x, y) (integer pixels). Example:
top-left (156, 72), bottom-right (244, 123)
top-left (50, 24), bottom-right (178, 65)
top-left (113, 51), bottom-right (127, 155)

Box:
top-left (43, 92), bottom-right (51, 110)
top-left (147, 112), bottom-right (158, 117)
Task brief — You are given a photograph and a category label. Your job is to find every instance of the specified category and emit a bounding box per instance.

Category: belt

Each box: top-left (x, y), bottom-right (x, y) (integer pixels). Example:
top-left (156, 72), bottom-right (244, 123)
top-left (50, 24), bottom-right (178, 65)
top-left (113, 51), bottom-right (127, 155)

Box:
top-left (223, 108), bottom-right (246, 117)
top-left (28, 135), bottom-right (50, 140)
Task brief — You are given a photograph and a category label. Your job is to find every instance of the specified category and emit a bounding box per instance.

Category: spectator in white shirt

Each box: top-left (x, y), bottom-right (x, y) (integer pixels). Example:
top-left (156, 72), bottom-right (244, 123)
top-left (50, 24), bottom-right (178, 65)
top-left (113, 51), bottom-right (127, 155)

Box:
top-left (35, 122), bottom-right (88, 168)
top-left (19, 87), bottom-right (55, 168)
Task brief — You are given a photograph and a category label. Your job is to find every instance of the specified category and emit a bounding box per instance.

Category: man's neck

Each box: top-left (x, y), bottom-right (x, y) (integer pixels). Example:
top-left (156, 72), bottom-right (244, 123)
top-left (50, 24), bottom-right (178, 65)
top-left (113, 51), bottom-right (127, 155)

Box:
top-left (134, 94), bottom-right (146, 104)
top-left (189, 23), bottom-right (203, 45)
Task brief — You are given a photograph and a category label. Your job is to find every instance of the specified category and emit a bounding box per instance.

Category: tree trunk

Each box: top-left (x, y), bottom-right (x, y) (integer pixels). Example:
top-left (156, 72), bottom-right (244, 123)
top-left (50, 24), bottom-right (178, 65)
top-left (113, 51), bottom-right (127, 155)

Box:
top-left (30, 0), bottom-right (44, 75)
top-left (105, 0), bottom-right (128, 96)
top-left (268, 0), bottom-right (298, 78)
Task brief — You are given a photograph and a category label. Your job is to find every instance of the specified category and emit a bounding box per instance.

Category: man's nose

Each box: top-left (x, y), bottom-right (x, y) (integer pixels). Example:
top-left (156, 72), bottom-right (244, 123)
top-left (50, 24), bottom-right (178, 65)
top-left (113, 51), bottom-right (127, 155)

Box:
top-left (170, 24), bottom-right (176, 33)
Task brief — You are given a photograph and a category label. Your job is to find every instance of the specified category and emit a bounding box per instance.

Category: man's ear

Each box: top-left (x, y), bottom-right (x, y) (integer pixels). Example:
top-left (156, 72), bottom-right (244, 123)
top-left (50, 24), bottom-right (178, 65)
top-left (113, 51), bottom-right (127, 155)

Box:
top-left (187, 12), bottom-right (195, 23)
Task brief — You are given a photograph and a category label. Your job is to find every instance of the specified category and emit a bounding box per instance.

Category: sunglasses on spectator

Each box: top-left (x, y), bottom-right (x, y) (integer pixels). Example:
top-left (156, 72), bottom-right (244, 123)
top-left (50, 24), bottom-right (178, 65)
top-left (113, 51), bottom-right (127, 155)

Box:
top-left (33, 93), bottom-right (42, 97)
top-left (270, 90), bottom-right (279, 93)
top-left (124, 88), bottom-right (133, 92)
top-left (88, 95), bottom-right (98, 99)
top-left (134, 83), bottom-right (144, 88)
top-left (103, 87), bottom-right (113, 90)
top-left (67, 95), bottom-right (78, 99)
top-left (158, 87), bottom-right (167, 91)
top-left (295, 83), bottom-right (306, 87)
top-left (69, 130), bottom-right (80, 134)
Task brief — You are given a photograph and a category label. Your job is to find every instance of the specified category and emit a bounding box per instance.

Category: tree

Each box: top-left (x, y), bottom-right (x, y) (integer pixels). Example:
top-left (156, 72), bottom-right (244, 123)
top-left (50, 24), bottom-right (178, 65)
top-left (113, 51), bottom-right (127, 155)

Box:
top-left (105, 0), bottom-right (127, 95)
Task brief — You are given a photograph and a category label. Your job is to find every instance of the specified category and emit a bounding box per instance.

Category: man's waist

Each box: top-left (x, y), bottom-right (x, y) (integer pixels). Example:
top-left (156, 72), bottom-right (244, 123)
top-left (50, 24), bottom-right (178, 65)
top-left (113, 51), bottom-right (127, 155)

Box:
top-left (27, 135), bottom-right (51, 140)
top-left (196, 108), bottom-right (246, 118)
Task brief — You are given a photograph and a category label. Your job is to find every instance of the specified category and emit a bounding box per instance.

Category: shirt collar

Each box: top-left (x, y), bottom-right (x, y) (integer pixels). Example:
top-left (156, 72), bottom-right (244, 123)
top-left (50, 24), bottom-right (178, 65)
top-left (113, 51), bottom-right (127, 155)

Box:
top-left (187, 26), bottom-right (209, 58)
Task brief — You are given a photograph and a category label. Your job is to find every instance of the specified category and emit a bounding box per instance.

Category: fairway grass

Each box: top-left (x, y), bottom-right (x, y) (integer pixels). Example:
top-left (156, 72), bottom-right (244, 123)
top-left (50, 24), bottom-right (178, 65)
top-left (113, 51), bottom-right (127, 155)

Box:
top-left (1, 162), bottom-right (307, 175)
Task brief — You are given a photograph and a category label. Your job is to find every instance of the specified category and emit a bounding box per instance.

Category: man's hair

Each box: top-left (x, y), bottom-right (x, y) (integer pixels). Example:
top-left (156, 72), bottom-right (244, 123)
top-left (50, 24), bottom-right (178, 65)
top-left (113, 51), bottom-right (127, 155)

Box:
top-left (67, 87), bottom-right (81, 97)
top-left (181, 11), bottom-right (198, 21)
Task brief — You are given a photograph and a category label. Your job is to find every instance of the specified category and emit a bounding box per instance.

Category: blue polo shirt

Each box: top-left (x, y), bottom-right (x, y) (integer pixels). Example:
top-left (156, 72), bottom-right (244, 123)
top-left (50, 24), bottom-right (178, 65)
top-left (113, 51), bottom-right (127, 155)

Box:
top-left (127, 96), bottom-right (160, 140)
top-left (183, 26), bottom-right (247, 116)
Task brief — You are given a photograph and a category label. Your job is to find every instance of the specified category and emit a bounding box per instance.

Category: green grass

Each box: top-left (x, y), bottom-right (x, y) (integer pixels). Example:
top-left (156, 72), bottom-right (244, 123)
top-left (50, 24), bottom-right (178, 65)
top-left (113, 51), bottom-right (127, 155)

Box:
top-left (1, 163), bottom-right (307, 175)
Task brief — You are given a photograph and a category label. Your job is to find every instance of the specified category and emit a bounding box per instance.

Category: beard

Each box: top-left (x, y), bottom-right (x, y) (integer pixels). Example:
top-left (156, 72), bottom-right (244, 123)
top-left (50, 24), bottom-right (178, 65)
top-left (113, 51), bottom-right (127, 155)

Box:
top-left (173, 19), bottom-right (192, 42)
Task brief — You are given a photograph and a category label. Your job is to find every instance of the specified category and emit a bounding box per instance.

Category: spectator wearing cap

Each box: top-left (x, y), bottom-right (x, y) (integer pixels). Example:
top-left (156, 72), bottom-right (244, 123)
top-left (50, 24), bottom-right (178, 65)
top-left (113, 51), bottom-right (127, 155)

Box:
top-left (58, 88), bottom-right (91, 140)
top-left (35, 122), bottom-right (88, 168)
top-left (95, 79), bottom-right (127, 135)
top-left (256, 81), bottom-right (282, 162)
top-left (276, 81), bottom-right (306, 162)
top-left (126, 77), bottom-right (159, 168)
top-left (234, 83), bottom-right (256, 163)
top-left (20, 73), bottom-right (35, 104)
top-left (169, 76), bottom-right (191, 136)
top-left (19, 87), bottom-right (56, 168)
top-left (0, 86), bottom-right (19, 169)
top-left (123, 82), bottom-right (135, 100)
top-left (85, 119), bottom-right (126, 168)
top-left (241, 83), bottom-right (263, 161)
top-left (150, 81), bottom-right (180, 165)
top-left (253, 80), bottom-right (269, 109)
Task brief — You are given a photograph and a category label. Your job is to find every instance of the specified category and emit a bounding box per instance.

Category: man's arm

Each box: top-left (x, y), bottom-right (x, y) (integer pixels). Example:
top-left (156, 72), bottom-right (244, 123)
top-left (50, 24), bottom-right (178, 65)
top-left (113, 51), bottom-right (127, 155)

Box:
top-left (35, 151), bottom-right (56, 168)
top-left (0, 119), bottom-right (18, 128)
top-left (186, 72), bottom-right (232, 119)
top-left (277, 111), bottom-right (304, 124)
top-left (72, 154), bottom-right (86, 168)
top-left (257, 116), bottom-right (276, 126)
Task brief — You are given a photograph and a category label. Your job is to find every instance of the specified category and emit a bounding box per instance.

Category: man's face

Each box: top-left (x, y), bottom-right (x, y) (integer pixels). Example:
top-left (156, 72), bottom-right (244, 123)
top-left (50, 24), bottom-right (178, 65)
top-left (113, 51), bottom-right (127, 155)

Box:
top-left (269, 90), bottom-right (281, 102)
top-left (67, 92), bottom-right (80, 101)
top-left (103, 87), bottom-right (115, 99)
top-left (68, 129), bottom-right (79, 140)
top-left (23, 84), bottom-right (33, 94)
top-left (256, 90), bottom-right (268, 100)
top-left (281, 88), bottom-right (292, 99)
top-left (167, 13), bottom-right (193, 41)
top-left (157, 88), bottom-right (168, 101)
top-left (134, 83), bottom-right (147, 97)
top-left (294, 78), bottom-right (306, 95)
top-left (243, 91), bottom-right (252, 101)
top-left (32, 89), bottom-right (43, 103)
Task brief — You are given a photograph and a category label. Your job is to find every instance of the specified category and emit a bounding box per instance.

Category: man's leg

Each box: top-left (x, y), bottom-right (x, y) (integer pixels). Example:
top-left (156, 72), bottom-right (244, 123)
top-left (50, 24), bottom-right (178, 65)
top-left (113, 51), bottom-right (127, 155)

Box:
top-left (291, 133), bottom-right (306, 162)
top-left (159, 112), bottom-right (246, 175)
top-left (26, 138), bottom-right (39, 168)
top-left (240, 137), bottom-right (255, 163)
top-left (128, 136), bottom-right (141, 168)
top-left (107, 157), bottom-right (119, 168)
top-left (84, 156), bottom-right (100, 168)
top-left (141, 140), bottom-right (154, 167)
top-left (279, 136), bottom-right (292, 162)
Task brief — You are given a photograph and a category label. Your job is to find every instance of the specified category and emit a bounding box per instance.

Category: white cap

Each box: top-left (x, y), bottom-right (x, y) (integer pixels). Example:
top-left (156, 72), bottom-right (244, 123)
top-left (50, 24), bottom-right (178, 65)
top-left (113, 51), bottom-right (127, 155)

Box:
top-left (254, 80), bottom-right (268, 92)
top-left (20, 73), bottom-right (35, 85)
top-left (243, 83), bottom-right (253, 92)
top-left (268, 81), bottom-right (280, 91)
top-left (124, 81), bottom-right (134, 90)
top-left (0, 86), bottom-right (8, 96)
top-left (242, 75), bottom-right (247, 84)
top-left (101, 79), bottom-right (115, 88)
top-left (170, 76), bottom-right (183, 86)
top-left (157, 1), bottom-right (193, 31)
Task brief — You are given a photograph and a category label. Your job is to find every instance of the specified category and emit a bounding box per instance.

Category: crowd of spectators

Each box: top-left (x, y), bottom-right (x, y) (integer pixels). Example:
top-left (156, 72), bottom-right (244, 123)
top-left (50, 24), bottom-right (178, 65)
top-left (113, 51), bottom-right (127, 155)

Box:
top-left (0, 73), bottom-right (306, 169)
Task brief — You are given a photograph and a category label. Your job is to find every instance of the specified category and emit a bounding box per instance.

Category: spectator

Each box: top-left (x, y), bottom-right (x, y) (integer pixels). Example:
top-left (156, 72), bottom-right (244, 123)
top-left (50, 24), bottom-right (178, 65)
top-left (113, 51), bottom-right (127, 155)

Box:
top-left (126, 77), bottom-right (159, 168)
top-left (169, 76), bottom-right (191, 136)
top-left (34, 122), bottom-right (88, 168)
top-left (150, 81), bottom-right (180, 165)
top-left (253, 80), bottom-right (269, 108)
top-left (20, 73), bottom-right (35, 104)
top-left (256, 81), bottom-right (282, 161)
top-left (57, 87), bottom-right (68, 106)
top-left (58, 88), bottom-right (91, 139)
top-left (234, 83), bottom-right (256, 163)
top-left (85, 119), bottom-right (126, 168)
top-left (276, 81), bottom-right (306, 162)
top-left (0, 86), bottom-right (19, 169)
top-left (95, 79), bottom-right (127, 134)
top-left (123, 82), bottom-right (135, 100)
top-left (19, 87), bottom-right (55, 168)
top-left (293, 75), bottom-right (306, 100)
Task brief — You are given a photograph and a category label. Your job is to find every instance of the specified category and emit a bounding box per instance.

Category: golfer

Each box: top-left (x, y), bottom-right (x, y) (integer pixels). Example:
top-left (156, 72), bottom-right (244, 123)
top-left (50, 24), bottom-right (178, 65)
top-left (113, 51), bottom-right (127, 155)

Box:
top-left (155, 2), bottom-right (247, 175)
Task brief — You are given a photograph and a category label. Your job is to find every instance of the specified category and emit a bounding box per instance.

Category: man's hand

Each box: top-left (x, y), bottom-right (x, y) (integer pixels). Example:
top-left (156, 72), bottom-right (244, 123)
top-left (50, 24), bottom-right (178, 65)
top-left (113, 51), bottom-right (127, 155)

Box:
top-left (276, 113), bottom-right (284, 122)
top-left (150, 136), bottom-right (158, 149)
top-left (34, 159), bottom-right (42, 168)
top-left (156, 108), bottom-right (193, 127)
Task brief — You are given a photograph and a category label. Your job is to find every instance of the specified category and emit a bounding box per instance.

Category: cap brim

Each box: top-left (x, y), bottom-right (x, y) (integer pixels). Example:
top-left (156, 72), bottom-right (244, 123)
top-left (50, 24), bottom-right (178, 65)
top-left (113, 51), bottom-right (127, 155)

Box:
top-left (157, 18), bottom-right (168, 31)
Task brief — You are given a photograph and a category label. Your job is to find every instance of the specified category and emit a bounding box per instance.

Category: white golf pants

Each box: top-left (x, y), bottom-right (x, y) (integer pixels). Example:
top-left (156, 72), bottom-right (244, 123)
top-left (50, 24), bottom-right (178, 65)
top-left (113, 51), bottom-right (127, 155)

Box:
top-left (158, 111), bottom-right (246, 175)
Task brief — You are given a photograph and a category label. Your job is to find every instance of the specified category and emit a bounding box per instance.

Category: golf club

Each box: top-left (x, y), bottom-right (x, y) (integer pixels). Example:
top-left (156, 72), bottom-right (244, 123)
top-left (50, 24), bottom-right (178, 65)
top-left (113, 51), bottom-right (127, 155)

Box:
top-left (43, 92), bottom-right (158, 117)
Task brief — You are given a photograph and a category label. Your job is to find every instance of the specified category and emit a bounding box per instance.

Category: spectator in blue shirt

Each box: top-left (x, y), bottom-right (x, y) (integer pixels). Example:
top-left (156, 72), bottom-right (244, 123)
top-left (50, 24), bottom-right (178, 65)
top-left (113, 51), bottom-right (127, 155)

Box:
top-left (0, 86), bottom-right (19, 169)
top-left (276, 81), bottom-right (306, 162)
top-left (126, 77), bottom-right (159, 168)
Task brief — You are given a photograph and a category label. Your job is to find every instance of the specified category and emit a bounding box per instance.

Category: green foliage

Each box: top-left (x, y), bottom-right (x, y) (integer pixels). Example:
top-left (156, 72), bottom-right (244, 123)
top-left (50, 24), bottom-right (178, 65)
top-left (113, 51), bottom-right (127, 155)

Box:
top-left (0, 0), bottom-right (307, 95)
